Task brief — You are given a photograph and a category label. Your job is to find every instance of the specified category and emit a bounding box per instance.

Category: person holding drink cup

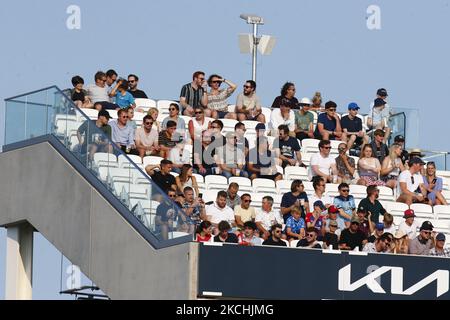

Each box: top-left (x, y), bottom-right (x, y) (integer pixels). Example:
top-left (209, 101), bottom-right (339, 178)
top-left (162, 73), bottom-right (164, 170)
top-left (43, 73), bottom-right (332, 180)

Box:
top-left (280, 180), bottom-right (309, 222)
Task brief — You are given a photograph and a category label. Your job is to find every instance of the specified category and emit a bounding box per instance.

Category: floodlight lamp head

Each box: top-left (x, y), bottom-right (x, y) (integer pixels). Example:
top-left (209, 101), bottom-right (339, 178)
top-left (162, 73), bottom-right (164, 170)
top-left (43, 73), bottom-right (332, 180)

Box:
top-left (240, 14), bottom-right (264, 25)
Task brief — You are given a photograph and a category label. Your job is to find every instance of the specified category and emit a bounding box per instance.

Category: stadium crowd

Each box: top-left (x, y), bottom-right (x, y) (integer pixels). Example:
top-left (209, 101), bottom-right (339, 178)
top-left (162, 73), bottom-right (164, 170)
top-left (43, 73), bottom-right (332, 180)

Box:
top-left (69, 69), bottom-right (449, 257)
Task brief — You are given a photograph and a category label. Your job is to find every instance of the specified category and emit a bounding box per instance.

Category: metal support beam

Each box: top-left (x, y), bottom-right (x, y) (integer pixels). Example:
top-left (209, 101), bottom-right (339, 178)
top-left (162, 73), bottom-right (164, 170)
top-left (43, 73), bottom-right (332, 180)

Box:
top-left (5, 223), bottom-right (34, 300)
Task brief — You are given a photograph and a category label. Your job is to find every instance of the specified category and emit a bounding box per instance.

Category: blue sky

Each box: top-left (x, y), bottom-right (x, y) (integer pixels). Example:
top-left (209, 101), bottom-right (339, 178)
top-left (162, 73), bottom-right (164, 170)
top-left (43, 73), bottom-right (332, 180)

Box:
top-left (1, 0), bottom-right (450, 299)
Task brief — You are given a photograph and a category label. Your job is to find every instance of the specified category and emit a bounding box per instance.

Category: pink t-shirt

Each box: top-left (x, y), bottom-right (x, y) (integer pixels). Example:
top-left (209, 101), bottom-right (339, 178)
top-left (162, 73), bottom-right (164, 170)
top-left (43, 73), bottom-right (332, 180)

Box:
top-left (135, 127), bottom-right (158, 147)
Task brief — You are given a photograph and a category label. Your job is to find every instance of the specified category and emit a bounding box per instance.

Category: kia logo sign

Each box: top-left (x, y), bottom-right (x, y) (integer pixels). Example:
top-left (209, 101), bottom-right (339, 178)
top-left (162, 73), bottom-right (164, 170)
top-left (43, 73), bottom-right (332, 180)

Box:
top-left (338, 264), bottom-right (449, 298)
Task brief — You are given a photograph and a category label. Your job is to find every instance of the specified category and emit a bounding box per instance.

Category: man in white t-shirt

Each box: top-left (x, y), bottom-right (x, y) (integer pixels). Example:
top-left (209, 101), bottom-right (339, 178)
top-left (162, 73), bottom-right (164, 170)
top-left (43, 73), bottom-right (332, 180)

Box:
top-left (309, 139), bottom-right (338, 182)
top-left (398, 209), bottom-right (420, 240)
top-left (308, 177), bottom-right (333, 212)
top-left (135, 115), bottom-right (159, 158)
top-left (206, 190), bottom-right (236, 233)
top-left (396, 157), bottom-right (428, 206)
top-left (269, 98), bottom-right (296, 136)
top-left (255, 196), bottom-right (284, 240)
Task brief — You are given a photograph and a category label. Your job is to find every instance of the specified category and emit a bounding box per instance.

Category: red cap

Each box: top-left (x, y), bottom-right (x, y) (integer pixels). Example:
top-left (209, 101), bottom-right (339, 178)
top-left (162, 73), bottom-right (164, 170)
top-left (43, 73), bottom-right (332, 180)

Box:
top-left (403, 209), bottom-right (416, 219)
top-left (328, 205), bottom-right (339, 214)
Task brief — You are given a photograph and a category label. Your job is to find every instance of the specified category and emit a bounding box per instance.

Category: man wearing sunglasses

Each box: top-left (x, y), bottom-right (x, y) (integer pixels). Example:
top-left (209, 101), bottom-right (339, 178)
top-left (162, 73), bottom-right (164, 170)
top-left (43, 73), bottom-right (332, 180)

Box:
top-left (341, 103), bottom-right (369, 150)
top-left (127, 74), bottom-right (148, 99)
top-left (314, 100), bottom-right (342, 140)
top-left (262, 224), bottom-right (287, 247)
top-left (296, 227), bottom-right (322, 249)
top-left (309, 140), bottom-right (338, 183)
top-left (396, 157), bottom-right (428, 205)
top-left (234, 194), bottom-right (256, 229)
top-left (363, 233), bottom-right (392, 253)
top-left (180, 71), bottom-right (208, 117)
top-left (110, 108), bottom-right (137, 154)
top-left (408, 221), bottom-right (435, 255)
top-left (135, 115), bottom-right (159, 158)
top-left (235, 80), bottom-right (265, 123)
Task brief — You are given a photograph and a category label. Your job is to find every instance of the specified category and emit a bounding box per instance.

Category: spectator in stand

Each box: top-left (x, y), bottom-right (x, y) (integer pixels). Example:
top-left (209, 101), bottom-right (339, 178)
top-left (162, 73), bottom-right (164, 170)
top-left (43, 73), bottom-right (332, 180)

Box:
top-left (358, 185), bottom-right (387, 225)
top-left (274, 125), bottom-right (304, 168)
top-left (175, 164), bottom-right (199, 196)
top-left (234, 122), bottom-right (249, 158)
top-left (168, 141), bottom-right (191, 173)
top-left (135, 115), bottom-right (160, 158)
top-left (309, 140), bottom-right (338, 183)
top-left (394, 135), bottom-right (409, 165)
top-left (393, 230), bottom-right (409, 254)
top-left (357, 144), bottom-right (385, 186)
top-left (306, 200), bottom-right (327, 239)
top-left (226, 183), bottom-right (241, 210)
top-left (155, 189), bottom-right (180, 240)
top-left (234, 194), bottom-right (256, 229)
top-left (408, 221), bottom-right (435, 255)
top-left (162, 103), bottom-right (186, 143)
top-left (238, 221), bottom-right (263, 246)
top-left (381, 143), bottom-right (405, 189)
top-left (86, 71), bottom-right (118, 110)
top-left (126, 107), bottom-right (137, 130)
top-left (178, 186), bottom-right (206, 234)
top-left (271, 82), bottom-right (299, 110)
top-left (262, 224), bottom-right (287, 247)
top-left (145, 159), bottom-right (177, 193)
top-left (206, 191), bottom-right (236, 233)
top-left (206, 74), bottom-right (237, 119)
top-left (296, 227), bottom-right (322, 249)
top-left (314, 100), bottom-right (342, 140)
top-left (77, 109), bottom-right (112, 160)
top-left (368, 89), bottom-right (392, 143)
top-left (213, 221), bottom-right (239, 243)
top-left (280, 180), bottom-right (309, 222)
top-left (370, 129), bottom-right (389, 164)
top-left (423, 161), bottom-right (448, 205)
top-left (158, 120), bottom-right (178, 158)
top-left (398, 209), bottom-right (420, 240)
top-left (210, 120), bottom-right (226, 147)
top-left (367, 223), bottom-right (385, 243)
top-left (188, 106), bottom-right (211, 144)
top-left (323, 220), bottom-right (339, 250)
top-left (255, 123), bottom-right (267, 141)
top-left (363, 233), bottom-right (392, 253)
top-left (333, 183), bottom-right (355, 227)
top-left (195, 221), bottom-right (213, 242)
top-left (70, 76), bottom-right (92, 109)
top-left (339, 217), bottom-right (367, 251)
top-left (256, 196), bottom-right (284, 240)
top-left (383, 213), bottom-right (396, 234)
top-left (127, 74), bottom-right (148, 99)
top-left (217, 132), bottom-right (248, 178)
top-left (105, 69), bottom-right (119, 101)
top-left (269, 98), bottom-right (296, 136)
top-left (247, 137), bottom-right (283, 182)
top-left (341, 102), bottom-right (368, 150)
top-left (335, 143), bottom-right (357, 184)
top-left (110, 109), bottom-right (137, 155)
top-left (294, 98), bottom-right (314, 141)
top-left (355, 206), bottom-right (372, 238)
top-left (180, 71), bottom-right (208, 117)
top-left (396, 157), bottom-right (428, 205)
top-left (235, 80), bottom-right (265, 123)
top-left (323, 205), bottom-right (346, 235)
top-left (193, 129), bottom-right (217, 176)
top-left (429, 233), bottom-right (450, 257)
top-left (147, 107), bottom-right (161, 132)
top-left (308, 177), bottom-right (333, 212)
top-left (285, 207), bottom-right (306, 241)
top-left (309, 91), bottom-right (324, 112)
top-left (110, 80), bottom-right (136, 110)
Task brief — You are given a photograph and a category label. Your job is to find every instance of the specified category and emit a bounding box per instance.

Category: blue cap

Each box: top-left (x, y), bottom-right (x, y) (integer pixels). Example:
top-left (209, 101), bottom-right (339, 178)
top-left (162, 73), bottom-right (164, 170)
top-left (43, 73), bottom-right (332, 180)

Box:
top-left (313, 200), bottom-right (326, 210)
top-left (436, 233), bottom-right (446, 241)
top-left (348, 102), bottom-right (360, 110)
top-left (374, 98), bottom-right (386, 107)
top-left (375, 223), bottom-right (384, 231)
top-left (255, 123), bottom-right (266, 131)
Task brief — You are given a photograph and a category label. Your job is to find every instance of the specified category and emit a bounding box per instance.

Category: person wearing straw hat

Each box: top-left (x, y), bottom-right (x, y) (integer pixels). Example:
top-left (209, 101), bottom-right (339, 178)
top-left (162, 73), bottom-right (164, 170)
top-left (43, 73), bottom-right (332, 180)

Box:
top-left (393, 230), bottom-right (409, 254)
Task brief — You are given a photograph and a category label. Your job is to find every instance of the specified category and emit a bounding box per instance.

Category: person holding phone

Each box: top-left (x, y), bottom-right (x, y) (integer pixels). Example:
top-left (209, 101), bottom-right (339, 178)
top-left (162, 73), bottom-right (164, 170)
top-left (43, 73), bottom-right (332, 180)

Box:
top-left (423, 162), bottom-right (448, 205)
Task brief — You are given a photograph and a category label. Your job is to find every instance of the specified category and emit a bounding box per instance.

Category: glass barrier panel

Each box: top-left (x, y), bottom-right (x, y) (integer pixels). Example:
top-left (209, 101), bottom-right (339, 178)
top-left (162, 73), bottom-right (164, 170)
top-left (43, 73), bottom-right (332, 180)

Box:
top-left (5, 100), bottom-right (26, 144)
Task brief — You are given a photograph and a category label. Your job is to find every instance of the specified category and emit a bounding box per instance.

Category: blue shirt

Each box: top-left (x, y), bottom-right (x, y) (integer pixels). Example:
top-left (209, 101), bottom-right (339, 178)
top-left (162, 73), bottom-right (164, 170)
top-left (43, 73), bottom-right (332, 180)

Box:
top-left (115, 91), bottom-right (135, 108)
top-left (333, 195), bottom-right (356, 222)
top-left (109, 119), bottom-right (135, 146)
top-left (314, 113), bottom-right (337, 136)
top-left (285, 216), bottom-right (306, 235)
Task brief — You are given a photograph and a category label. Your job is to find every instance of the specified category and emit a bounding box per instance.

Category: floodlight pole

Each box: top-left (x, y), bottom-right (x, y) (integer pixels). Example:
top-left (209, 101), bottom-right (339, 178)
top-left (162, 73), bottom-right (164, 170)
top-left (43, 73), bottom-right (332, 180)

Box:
top-left (251, 23), bottom-right (258, 82)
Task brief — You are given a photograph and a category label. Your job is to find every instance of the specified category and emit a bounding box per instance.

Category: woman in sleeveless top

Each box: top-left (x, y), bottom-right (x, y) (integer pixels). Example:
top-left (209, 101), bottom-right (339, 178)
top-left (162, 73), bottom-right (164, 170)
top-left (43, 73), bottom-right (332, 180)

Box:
top-left (175, 164), bottom-right (200, 197)
top-left (188, 106), bottom-right (210, 143)
top-left (357, 144), bottom-right (385, 186)
top-left (381, 144), bottom-right (405, 189)
top-left (423, 161), bottom-right (448, 205)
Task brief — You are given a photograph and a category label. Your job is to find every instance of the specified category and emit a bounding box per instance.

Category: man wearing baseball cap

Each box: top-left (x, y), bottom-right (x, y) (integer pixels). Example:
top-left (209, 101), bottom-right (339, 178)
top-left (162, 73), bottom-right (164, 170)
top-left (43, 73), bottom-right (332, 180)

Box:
top-left (408, 221), bottom-right (435, 255)
top-left (429, 233), bottom-right (450, 257)
top-left (340, 102), bottom-right (369, 150)
top-left (398, 209), bottom-right (420, 240)
top-left (77, 108), bottom-right (112, 160)
top-left (368, 87), bottom-right (392, 143)
top-left (396, 157), bottom-right (428, 206)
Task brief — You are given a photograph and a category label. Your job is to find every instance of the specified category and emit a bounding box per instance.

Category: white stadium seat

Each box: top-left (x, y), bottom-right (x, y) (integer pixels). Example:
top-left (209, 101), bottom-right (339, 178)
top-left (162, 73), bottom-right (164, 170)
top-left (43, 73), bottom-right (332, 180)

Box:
top-left (410, 203), bottom-right (434, 220)
top-left (143, 156), bottom-right (164, 167)
top-left (93, 152), bottom-right (118, 168)
top-left (276, 180), bottom-right (292, 194)
top-left (252, 178), bottom-right (276, 194)
top-left (434, 205), bottom-right (450, 220)
top-left (301, 139), bottom-right (320, 153)
top-left (135, 98), bottom-right (157, 112)
top-left (284, 166), bottom-right (308, 181)
top-left (205, 175), bottom-right (228, 191)
top-left (229, 176), bottom-right (253, 193)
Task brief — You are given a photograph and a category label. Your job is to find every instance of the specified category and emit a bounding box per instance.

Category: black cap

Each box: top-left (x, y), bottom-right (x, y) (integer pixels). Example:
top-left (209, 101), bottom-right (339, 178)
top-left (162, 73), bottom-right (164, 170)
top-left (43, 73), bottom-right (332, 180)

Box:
top-left (377, 88), bottom-right (388, 97)
top-left (98, 109), bottom-right (111, 119)
top-left (420, 221), bottom-right (434, 231)
top-left (409, 157), bottom-right (425, 165)
top-left (374, 98), bottom-right (386, 107)
top-left (394, 135), bottom-right (405, 142)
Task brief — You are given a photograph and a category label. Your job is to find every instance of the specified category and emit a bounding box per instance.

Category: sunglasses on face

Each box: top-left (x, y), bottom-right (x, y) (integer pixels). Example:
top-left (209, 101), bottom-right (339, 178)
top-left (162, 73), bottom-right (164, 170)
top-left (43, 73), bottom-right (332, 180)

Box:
top-left (144, 122), bottom-right (153, 125)
top-left (306, 233), bottom-right (315, 237)
top-left (341, 189), bottom-right (350, 192)
top-left (129, 80), bottom-right (136, 83)
top-left (327, 109), bottom-right (336, 112)
top-left (243, 85), bottom-right (252, 89)
top-left (274, 230), bottom-right (282, 234)
top-left (195, 111), bottom-right (203, 115)
top-left (169, 108), bottom-right (177, 111)
top-left (212, 80), bottom-right (222, 84)
top-left (243, 199), bottom-right (252, 203)
top-left (121, 116), bottom-right (128, 119)
top-left (422, 231), bottom-right (432, 234)
top-left (168, 194), bottom-right (176, 198)
top-left (322, 146), bottom-right (331, 149)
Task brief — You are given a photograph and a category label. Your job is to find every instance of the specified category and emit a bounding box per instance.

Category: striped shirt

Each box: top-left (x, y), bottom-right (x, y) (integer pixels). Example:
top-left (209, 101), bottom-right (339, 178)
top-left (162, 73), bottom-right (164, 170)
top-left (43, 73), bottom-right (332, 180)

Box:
top-left (207, 88), bottom-right (233, 112)
top-left (180, 83), bottom-right (205, 109)
top-left (429, 247), bottom-right (450, 257)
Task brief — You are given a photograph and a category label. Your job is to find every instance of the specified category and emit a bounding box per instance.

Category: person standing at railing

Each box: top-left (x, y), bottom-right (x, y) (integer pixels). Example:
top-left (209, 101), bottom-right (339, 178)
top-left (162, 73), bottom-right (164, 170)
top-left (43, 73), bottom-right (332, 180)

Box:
top-left (422, 161), bottom-right (448, 205)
